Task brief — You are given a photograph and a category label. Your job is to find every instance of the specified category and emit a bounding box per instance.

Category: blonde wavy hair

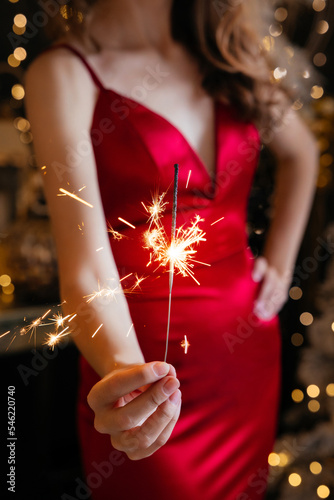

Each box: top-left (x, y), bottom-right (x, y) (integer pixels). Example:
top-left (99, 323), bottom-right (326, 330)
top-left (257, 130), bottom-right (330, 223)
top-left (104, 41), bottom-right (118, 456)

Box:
top-left (52, 0), bottom-right (294, 128)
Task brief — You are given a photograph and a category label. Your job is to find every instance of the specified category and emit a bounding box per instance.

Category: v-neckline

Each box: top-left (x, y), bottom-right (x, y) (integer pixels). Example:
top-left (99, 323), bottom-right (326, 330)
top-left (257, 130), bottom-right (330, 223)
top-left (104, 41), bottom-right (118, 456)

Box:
top-left (100, 86), bottom-right (219, 186)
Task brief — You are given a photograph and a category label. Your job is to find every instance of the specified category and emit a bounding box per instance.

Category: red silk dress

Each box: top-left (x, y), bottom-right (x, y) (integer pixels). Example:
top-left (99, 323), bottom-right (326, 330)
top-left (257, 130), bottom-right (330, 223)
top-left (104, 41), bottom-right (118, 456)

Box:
top-left (58, 45), bottom-right (281, 500)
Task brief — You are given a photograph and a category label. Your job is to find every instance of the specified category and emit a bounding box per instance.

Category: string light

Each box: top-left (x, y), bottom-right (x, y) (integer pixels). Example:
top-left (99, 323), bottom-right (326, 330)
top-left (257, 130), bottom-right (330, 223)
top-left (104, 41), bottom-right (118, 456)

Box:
top-left (316, 20), bottom-right (329, 35)
top-left (300, 312), bottom-right (314, 326)
top-left (309, 462), bottom-right (322, 475)
top-left (307, 384), bottom-right (320, 398)
top-left (288, 473), bottom-right (302, 487)
top-left (313, 0), bottom-right (326, 12)
top-left (13, 14), bottom-right (27, 28)
top-left (326, 383), bottom-right (334, 396)
top-left (291, 389), bottom-right (304, 403)
top-left (308, 400), bottom-right (320, 412)
top-left (289, 286), bottom-right (303, 300)
top-left (317, 486), bottom-right (330, 499)
top-left (0, 275), bottom-right (11, 287)
top-left (311, 86), bottom-right (325, 99)
top-left (11, 84), bottom-right (25, 100)
top-left (291, 333), bottom-right (304, 347)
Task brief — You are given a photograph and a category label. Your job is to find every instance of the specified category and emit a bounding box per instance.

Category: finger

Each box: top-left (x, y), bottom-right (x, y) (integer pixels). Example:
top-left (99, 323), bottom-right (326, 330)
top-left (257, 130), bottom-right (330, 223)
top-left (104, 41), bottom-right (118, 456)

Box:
top-left (252, 256), bottom-right (268, 283)
top-left (87, 362), bottom-right (170, 411)
top-left (98, 376), bottom-right (180, 434)
top-left (254, 269), bottom-right (277, 319)
top-left (121, 391), bottom-right (182, 460)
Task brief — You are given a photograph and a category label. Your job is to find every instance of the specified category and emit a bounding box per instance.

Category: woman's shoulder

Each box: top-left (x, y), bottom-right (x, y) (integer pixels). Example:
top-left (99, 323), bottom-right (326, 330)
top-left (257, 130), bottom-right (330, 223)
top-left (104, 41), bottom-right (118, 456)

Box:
top-left (25, 36), bottom-right (95, 94)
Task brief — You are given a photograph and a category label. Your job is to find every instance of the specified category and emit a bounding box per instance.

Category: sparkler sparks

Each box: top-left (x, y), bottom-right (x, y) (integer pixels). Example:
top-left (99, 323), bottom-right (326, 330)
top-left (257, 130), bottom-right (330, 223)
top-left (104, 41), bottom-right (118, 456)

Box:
top-left (181, 335), bottom-right (190, 354)
top-left (143, 164), bottom-right (207, 361)
top-left (84, 282), bottom-right (121, 304)
top-left (58, 188), bottom-right (93, 208)
top-left (211, 216), bottom-right (225, 226)
top-left (144, 214), bottom-right (207, 285)
top-left (45, 326), bottom-right (71, 350)
top-left (186, 170), bottom-right (192, 189)
top-left (118, 217), bottom-right (136, 229)
top-left (92, 323), bottom-right (103, 338)
top-left (107, 222), bottom-right (125, 240)
top-left (126, 324), bottom-right (134, 337)
top-left (142, 192), bottom-right (168, 227)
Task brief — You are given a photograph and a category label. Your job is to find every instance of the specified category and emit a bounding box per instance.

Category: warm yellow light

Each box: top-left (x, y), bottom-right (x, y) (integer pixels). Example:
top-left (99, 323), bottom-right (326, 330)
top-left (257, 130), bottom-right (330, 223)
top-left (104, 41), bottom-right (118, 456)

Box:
top-left (262, 36), bottom-right (275, 52)
top-left (14, 117), bottom-right (30, 132)
top-left (311, 86), bottom-right (324, 100)
top-left (320, 154), bottom-right (333, 167)
top-left (289, 287), bottom-right (303, 300)
top-left (3, 284), bottom-right (15, 295)
top-left (317, 20), bottom-right (329, 34)
top-left (273, 67), bottom-right (287, 80)
top-left (275, 8), bottom-right (288, 22)
top-left (288, 473), bottom-right (302, 487)
top-left (307, 384), bottom-right (320, 398)
top-left (7, 54), bottom-right (20, 68)
top-left (313, 53), bottom-right (327, 67)
top-left (13, 24), bottom-right (25, 35)
top-left (13, 47), bottom-right (27, 61)
top-left (14, 14), bottom-right (27, 28)
top-left (308, 400), bottom-right (320, 412)
top-left (300, 312), bottom-right (313, 326)
top-left (313, 0), bottom-right (326, 12)
top-left (269, 23), bottom-right (283, 37)
top-left (278, 452), bottom-right (289, 467)
top-left (310, 461), bottom-right (322, 475)
top-left (317, 485), bottom-right (330, 499)
top-left (291, 333), bottom-right (304, 347)
top-left (292, 389), bottom-right (304, 403)
top-left (326, 383), bottom-right (334, 396)
top-left (11, 84), bottom-right (25, 100)
top-left (268, 453), bottom-right (280, 466)
top-left (9, 0), bottom-right (20, 3)
top-left (0, 275), bottom-right (11, 287)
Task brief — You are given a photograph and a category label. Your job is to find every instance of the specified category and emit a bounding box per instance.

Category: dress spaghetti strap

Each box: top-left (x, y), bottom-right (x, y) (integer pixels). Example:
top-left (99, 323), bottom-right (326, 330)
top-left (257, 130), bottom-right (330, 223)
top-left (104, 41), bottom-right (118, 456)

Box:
top-left (45, 43), bottom-right (105, 91)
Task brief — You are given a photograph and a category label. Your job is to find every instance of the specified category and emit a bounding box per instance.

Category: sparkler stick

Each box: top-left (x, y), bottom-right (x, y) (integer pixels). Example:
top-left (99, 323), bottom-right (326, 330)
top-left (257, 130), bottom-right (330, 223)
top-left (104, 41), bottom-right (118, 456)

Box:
top-left (164, 163), bottom-right (179, 362)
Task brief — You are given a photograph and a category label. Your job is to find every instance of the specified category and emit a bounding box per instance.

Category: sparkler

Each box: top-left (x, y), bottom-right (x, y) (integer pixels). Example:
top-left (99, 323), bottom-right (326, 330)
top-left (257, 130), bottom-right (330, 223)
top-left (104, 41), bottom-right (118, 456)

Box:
top-left (144, 164), bottom-right (208, 361)
top-left (164, 164), bottom-right (179, 362)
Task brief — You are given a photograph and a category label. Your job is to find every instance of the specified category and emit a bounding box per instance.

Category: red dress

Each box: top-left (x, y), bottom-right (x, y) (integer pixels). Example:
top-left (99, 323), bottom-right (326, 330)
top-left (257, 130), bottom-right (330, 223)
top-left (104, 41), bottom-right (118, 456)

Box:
top-left (58, 45), bottom-right (281, 500)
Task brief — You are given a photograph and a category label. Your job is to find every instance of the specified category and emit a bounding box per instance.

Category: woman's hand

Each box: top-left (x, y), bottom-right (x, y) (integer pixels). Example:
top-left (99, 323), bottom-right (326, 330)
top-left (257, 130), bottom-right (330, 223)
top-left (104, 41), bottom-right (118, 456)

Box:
top-left (252, 257), bottom-right (291, 321)
top-left (87, 361), bottom-right (181, 460)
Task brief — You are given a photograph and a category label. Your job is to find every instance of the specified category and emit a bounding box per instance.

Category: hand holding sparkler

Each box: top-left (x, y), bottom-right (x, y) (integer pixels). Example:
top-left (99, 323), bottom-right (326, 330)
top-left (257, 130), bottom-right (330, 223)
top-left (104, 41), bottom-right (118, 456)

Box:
top-left (87, 361), bottom-right (181, 460)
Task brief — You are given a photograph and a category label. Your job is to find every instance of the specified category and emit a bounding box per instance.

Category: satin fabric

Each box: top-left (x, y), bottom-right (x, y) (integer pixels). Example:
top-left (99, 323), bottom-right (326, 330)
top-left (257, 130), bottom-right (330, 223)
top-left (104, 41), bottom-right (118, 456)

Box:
top-left (56, 45), bottom-right (281, 500)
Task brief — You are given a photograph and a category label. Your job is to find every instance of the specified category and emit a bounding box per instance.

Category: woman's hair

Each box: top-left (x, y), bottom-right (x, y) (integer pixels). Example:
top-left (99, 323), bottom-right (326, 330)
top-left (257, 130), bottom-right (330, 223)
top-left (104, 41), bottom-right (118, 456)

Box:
top-left (51, 0), bottom-right (295, 128)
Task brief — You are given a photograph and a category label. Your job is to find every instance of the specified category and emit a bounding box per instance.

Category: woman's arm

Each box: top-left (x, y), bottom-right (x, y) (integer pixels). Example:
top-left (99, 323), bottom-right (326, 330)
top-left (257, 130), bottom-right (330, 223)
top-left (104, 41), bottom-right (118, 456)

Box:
top-left (252, 108), bottom-right (319, 319)
top-left (25, 48), bottom-right (181, 459)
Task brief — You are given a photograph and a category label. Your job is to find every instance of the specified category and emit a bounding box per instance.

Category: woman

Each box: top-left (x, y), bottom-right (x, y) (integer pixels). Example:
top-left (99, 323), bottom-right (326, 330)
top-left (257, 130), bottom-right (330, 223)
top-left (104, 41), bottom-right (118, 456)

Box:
top-left (25, 0), bottom-right (318, 498)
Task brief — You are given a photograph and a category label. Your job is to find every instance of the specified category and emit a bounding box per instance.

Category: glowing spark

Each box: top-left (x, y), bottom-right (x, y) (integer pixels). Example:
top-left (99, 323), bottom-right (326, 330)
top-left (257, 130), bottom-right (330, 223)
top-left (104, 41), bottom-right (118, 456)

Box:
top-left (92, 323), bottom-right (103, 338)
top-left (0, 330), bottom-right (10, 340)
top-left (142, 192), bottom-right (168, 227)
top-left (211, 216), bottom-right (225, 226)
top-left (186, 170), bottom-right (192, 189)
top-left (68, 313), bottom-right (77, 322)
top-left (45, 326), bottom-right (71, 350)
top-left (125, 274), bottom-right (147, 293)
top-left (23, 308), bottom-right (52, 347)
top-left (96, 247), bottom-right (104, 252)
top-left (144, 214), bottom-right (207, 285)
top-left (126, 324), bottom-right (134, 337)
top-left (48, 313), bottom-right (70, 330)
top-left (181, 335), bottom-right (190, 354)
top-left (84, 282), bottom-right (121, 303)
top-left (118, 217), bottom-right (136, 229)
top-left (120, 273), bottom-right (133, 282)
top-left (78, 185), bottom-right (86, 192)
top-left (6, 335), bottom-right (17, 352)
top-left (107, 222), bottom-right (125, 240)
top-left (58, 188), bottom-right (93, 208)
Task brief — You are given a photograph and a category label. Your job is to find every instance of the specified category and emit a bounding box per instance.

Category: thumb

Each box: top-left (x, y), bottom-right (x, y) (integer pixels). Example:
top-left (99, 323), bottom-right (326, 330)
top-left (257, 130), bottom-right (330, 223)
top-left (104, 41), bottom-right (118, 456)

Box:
top-left (252, 256), bottom-right (268, 283)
